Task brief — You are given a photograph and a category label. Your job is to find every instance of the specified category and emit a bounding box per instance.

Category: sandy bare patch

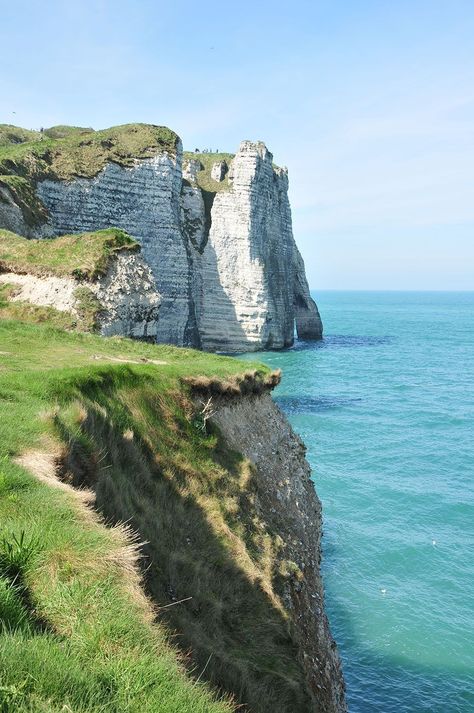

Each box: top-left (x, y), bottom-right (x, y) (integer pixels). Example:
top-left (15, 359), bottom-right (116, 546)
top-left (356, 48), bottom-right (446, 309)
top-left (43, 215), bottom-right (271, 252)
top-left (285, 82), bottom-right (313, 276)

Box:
top-left (15, 449), bottom-right (95, 510)
top-left (91, 354), bottom-right (167, 365)
top-left (0, 272), bottom-right (76, 312)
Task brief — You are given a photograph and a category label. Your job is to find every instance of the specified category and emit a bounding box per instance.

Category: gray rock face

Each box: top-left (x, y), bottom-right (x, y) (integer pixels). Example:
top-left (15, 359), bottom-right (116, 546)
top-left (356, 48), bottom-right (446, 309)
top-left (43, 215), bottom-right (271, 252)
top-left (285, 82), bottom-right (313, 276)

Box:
top-left (211, 391), bottom-right (346, 712)
top-left (0, 184), bottom-right (52, 238)
top-left (36, 150), bottom-right (192, 346)
top-left (294, 246), bottom-right (324, 339)
top-left (91, 252), bottom-right (161, 338)
top-left (210, 160), bottom-right (227, 182)
top-left (24, 139), bottom-right (321, 351)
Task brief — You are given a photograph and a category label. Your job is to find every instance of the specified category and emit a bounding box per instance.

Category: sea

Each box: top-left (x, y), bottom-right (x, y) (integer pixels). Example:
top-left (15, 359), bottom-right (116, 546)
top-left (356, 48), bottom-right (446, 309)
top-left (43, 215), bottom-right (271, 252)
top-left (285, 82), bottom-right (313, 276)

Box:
top-left (242, 291), bottom-right (474, 713)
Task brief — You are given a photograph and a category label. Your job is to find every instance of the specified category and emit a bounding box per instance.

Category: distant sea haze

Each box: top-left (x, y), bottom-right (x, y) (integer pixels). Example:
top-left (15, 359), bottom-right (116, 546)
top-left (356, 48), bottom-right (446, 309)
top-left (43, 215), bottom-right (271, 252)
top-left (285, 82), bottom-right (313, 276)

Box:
top-left (241, 291), bottom-right (474, 713)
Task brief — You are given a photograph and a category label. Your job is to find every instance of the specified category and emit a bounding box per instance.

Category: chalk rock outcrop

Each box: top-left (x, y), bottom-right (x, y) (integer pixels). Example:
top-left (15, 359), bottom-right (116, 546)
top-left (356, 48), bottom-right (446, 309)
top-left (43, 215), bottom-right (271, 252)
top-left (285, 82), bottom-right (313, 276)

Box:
top-left (1, 125), bottom-right (322, 351)
top-left (0, 250), bottom-right (160, 338)
top-left (194, 142), bottom-right (323, 351)
top-left (89, 251), bottom-right (161, 337)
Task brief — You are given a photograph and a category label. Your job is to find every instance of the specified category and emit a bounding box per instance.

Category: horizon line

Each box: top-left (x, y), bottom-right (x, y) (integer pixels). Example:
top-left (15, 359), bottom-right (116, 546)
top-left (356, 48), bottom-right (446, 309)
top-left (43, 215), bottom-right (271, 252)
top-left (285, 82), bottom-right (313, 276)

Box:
top-left (309, 288), bottom-right (474, 293)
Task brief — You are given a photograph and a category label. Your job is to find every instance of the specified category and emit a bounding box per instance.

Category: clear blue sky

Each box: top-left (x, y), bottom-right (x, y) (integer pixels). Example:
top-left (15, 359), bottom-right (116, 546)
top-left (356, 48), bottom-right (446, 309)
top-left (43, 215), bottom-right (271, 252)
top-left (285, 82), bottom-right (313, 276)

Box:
top-left (2, 0), bottom-right (473, 289)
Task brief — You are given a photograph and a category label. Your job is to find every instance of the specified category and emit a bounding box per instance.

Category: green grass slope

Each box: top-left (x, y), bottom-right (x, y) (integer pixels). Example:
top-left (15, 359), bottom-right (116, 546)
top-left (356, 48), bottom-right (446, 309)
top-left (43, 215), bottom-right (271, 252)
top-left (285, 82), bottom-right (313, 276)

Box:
top-left (0, 125), bottom-right (41, 147)
top-left (0, 227), bottom-right (139, 279)
top-left (0, 321), bottom-right (312, 712)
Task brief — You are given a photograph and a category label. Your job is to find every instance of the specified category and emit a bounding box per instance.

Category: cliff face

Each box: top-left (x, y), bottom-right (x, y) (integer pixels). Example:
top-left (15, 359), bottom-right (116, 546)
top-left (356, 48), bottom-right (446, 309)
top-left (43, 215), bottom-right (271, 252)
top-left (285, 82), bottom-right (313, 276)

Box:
top-left (0, 126), bottom-right (322, 351)
top-left (211, 391), bottom-right (346, 712)
top-left (35, 155), bottom-right (190, 345)
top-left (193, 142), bottom-right (323, 351)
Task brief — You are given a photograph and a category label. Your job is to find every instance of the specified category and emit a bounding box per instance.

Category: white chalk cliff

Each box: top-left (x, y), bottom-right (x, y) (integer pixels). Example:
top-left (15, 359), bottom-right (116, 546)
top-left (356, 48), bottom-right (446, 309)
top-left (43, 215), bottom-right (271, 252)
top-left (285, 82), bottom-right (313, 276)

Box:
top-left (1, 133), bottom-right (322, 351)
top-left (191, 142), bottom-right (322, 351)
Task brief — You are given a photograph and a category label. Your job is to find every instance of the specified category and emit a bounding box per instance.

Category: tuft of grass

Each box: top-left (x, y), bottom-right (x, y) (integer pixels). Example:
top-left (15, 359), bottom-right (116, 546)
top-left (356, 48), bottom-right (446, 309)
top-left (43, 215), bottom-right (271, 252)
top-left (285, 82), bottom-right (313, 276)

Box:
top-left (183, 368), bottom-right (282, 396)
top-left (73, 286), bottom-right (104, 332)
top-left (0, 577), bottom-right (32, 633)
top-left (0, 175), bottom-right (48, 226)
top-left (0, 227), bottom-right (139, 280)
top-left (0, 531), bottom-right (39, 583)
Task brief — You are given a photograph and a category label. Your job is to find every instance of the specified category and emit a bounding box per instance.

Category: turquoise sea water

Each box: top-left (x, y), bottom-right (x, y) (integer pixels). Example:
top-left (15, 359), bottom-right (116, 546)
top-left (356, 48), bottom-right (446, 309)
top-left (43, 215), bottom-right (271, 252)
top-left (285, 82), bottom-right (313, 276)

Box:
top-left (244, 292), bottom-right (474, 712)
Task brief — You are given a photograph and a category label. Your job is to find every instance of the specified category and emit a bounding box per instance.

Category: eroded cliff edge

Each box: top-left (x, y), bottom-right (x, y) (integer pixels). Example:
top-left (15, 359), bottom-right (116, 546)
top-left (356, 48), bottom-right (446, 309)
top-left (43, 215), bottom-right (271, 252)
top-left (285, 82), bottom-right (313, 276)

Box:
top-left (209, 388), bottom-right (346, 712)
top-left (55, 361), bottom-right (346, 712)
top-left (0, 227), bottom-right (161, 337)
top-left (0, 124), bottom-right (323, 351)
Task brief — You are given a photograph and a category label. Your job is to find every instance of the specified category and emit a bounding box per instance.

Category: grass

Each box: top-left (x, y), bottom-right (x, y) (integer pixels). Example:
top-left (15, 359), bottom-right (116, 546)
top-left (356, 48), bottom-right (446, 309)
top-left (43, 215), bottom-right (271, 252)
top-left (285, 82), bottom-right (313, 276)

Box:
top-left (0, 123), bottom-right (180, 182)
top-left (183, 152), bottom-right (234, 193)
top-left (0, 320), bottom-right (312, 712)
top-left (0, 228), bottom-right (139, 280)
top-left (0, 126), bottom-right (40, 147)
top-left (42, 125), bottom-right (94, 140)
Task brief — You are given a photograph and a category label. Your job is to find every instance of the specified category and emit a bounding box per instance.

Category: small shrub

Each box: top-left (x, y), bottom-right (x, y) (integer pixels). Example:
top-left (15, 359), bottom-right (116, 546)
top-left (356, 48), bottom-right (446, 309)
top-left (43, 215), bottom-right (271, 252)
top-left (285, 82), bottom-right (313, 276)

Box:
top-left (74, 287), bottom-right (104, 332)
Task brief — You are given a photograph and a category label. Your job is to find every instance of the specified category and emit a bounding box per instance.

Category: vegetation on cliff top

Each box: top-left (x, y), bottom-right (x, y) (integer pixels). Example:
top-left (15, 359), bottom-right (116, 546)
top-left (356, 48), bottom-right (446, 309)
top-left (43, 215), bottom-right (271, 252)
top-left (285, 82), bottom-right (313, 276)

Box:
top-left (0, 123), bottom-right (179, 177)
top-left (183, 151), bottom-right (234, 193)
top-left (0, 320), bottom-right (312, 712)
top-left (0, 125), bottom-right (41, 147)
top-left (0, 228), bottom-right (139, 280)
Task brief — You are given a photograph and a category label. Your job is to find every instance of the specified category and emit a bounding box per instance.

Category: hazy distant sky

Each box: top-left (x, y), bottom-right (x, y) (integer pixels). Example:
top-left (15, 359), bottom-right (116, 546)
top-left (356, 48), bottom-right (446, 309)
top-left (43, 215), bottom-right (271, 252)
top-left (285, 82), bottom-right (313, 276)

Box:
top-left (2, 0), bottom-right (473, 289)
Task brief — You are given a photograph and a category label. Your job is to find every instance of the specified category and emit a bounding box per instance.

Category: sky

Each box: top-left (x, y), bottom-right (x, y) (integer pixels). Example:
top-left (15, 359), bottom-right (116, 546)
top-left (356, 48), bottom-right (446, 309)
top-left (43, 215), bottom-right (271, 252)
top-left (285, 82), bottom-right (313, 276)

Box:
top-left (1, 0), bottom-right (473, 290)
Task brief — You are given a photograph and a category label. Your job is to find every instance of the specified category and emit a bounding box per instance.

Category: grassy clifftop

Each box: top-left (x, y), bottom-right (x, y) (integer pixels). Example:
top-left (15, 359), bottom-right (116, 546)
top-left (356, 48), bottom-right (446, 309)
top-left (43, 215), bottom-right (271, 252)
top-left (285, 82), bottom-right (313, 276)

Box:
top-left (0, 123), bottom-right (180, 228)
top-left (0, 321), bottom-right (312, 712)
top-left (0, 227), bottom-right (139, 280)
top-left (183, 152), bottom-right (234, 193)
top-left (0, 123), bottom-right (179, 194)
top-left (0, 322), bottom-right (265, 712)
